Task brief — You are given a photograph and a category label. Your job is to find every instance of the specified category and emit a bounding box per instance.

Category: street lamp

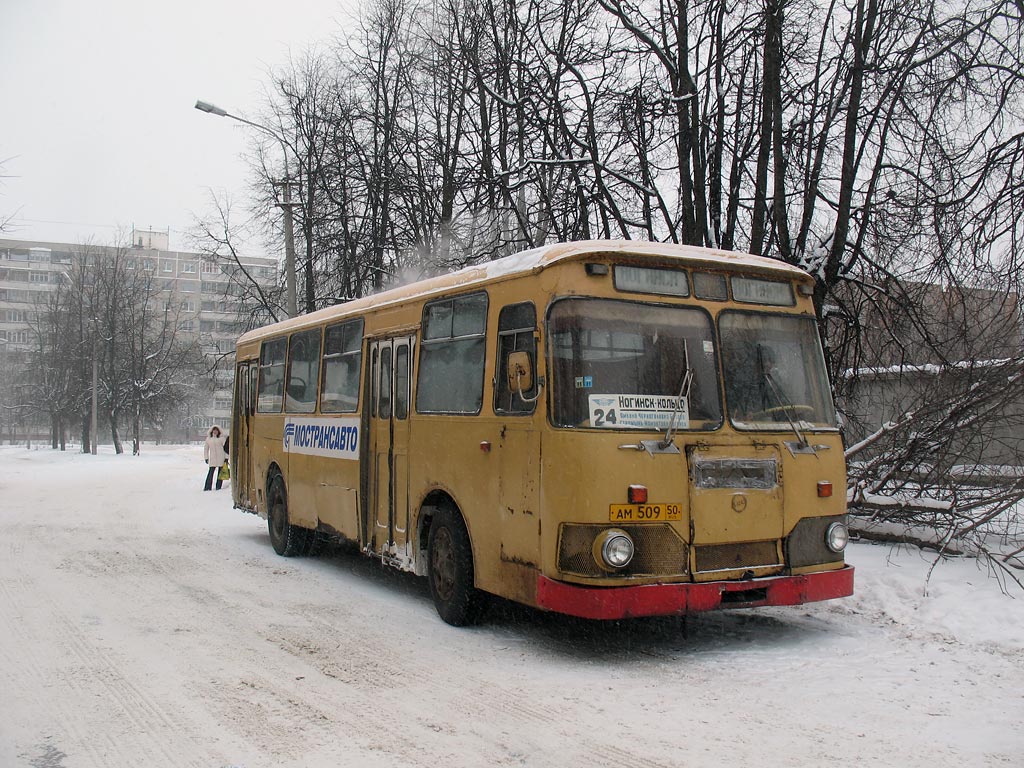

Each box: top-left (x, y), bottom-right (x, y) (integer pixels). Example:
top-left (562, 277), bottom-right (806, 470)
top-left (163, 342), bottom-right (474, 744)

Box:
top-left (194, 99), bottom-right (298, 318)
top-left (91, 317), bottom-right (98, 455)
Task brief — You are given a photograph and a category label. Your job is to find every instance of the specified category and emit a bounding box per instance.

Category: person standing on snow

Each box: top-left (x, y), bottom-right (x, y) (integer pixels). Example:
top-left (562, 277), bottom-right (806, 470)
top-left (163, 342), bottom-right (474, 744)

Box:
top-left (203, 426), bottom-right (228, 491)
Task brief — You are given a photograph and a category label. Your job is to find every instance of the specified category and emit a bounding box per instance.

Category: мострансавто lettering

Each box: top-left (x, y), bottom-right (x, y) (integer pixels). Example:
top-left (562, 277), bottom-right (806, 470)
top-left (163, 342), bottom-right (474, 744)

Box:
top-left (292, 423), bottom-right (359, 452)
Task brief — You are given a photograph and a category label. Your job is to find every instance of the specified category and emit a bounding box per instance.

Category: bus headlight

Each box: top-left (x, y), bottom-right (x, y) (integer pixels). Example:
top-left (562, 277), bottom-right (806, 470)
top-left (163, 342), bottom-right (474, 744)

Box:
top-left (825, 522), bottom-right (849, 553)
top-left (594, 529), bottom-right (635, 570)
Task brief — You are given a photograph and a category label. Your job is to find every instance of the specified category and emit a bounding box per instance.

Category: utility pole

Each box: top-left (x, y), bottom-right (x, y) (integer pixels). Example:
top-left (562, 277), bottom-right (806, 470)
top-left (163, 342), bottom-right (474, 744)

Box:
top-left (91, 318), bottom-right (98, 455)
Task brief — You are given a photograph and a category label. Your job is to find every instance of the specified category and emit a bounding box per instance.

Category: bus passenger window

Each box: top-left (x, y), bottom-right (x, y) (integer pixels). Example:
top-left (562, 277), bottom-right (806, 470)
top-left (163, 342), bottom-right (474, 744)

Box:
top-left (495, 302), bottom-right (537, 414)
top-left (417, 293), bottom-right (488, 414)
top-left (379, 347), bottom-right (393, 419)
top-left (395, 345), bottom-right (410, 420)
top-left (321, 319), bottom-right (363, 413)
top-left (286, 328), bottom-right (321, 413)
top-left (257, 337), bottom-right (287, 413)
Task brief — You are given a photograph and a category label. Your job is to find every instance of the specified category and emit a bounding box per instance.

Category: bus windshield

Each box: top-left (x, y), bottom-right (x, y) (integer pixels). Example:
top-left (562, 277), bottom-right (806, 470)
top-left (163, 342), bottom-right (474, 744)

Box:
top-left (549, 299), bottom-right (722, 430)
top-left (719, 311), bottom-right (837, 429)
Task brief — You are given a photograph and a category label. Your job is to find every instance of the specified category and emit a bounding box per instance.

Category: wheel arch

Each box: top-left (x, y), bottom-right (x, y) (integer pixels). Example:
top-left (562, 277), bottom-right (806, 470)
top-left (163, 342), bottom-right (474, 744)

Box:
top-left (416, 489), bottom-right (470, 576)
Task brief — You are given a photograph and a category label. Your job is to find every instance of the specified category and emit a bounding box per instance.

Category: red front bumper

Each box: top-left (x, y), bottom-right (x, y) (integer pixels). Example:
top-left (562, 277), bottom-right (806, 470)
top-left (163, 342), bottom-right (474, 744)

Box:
top-left (535, 566), bottom-right (854, 620)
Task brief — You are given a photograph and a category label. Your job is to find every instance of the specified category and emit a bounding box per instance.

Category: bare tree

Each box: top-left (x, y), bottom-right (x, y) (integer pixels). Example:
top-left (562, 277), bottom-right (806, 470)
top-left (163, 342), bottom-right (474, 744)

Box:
top-left (221, 0), bottom-right (1023, 578)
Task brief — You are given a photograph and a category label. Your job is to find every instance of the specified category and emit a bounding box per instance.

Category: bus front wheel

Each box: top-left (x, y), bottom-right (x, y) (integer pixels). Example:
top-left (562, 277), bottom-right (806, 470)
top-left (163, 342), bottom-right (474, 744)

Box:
top-left (267, 474), bottom-right (310, 557)
top-left (427, 507), bottom-right (486, 626)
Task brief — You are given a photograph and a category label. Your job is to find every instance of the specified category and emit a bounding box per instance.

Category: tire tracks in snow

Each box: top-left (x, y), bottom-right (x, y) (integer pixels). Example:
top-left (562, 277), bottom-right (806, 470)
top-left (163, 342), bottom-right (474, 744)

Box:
top-left (0, 561), bottom-right (209, 767)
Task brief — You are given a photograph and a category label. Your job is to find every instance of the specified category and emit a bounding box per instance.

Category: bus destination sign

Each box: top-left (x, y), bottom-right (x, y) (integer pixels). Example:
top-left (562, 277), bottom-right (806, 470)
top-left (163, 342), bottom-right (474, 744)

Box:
top-left (614, 265), bottom-right (690, 297)
top-left (588, 394), bottom-right (689, 430)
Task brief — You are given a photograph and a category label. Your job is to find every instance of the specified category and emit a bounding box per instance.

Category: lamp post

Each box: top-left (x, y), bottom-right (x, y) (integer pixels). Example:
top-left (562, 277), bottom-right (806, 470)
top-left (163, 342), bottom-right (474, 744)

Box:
top-left (194, 99), bottom-right (298, 319)
top-left (91, 318), bottom-right (98, 455)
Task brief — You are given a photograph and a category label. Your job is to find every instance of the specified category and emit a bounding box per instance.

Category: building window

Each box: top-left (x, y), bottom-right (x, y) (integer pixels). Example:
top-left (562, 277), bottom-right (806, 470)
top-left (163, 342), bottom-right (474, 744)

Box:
top-left (183, 263), bottom-right (197, 273)
top-left (179, 320), bottom-right (194, 331)
top-left (30, 272), bottom-right (48, 283)
top-left (162, 261), bottom-right (174, 273)
top-left (142, 259), bottom-right (154, 271)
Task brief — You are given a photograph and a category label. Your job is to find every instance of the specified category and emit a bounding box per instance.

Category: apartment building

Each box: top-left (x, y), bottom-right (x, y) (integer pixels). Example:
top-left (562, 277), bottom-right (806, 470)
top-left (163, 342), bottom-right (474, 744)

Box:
top-left (0, 230), bottom-right (277, 443)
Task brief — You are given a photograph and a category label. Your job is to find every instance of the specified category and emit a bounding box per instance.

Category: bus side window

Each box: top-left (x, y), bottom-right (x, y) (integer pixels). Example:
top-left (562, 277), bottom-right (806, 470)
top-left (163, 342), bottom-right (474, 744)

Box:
top-left (494, 302), bottom-right (537, 415)
top-left (395, 345), bottom-right (410, 420)
top-left (256, 337), bottom-right (287, 413)
top-left (416, 292), bottom-right (488, 414)
top-left (248, 365), bottom-right (258, 415)
top-left (379, 346), bottom-right (393, 419)
top-left (321, 318), bottom-right (364, 413)
top-left (285, 328), bottom-right (322, 413)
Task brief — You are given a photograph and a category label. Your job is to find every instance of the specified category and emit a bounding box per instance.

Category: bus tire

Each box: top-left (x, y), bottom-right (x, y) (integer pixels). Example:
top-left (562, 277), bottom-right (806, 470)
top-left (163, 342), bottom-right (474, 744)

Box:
top-left (267, 474), bottom-right (310, 557)
top-left (427, 506), bottom-right (486, 626)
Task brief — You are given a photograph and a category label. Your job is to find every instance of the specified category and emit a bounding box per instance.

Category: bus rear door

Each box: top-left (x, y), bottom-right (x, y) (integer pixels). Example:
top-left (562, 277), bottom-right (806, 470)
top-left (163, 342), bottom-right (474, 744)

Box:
top-left (233, 361), bottom-right (258, 509)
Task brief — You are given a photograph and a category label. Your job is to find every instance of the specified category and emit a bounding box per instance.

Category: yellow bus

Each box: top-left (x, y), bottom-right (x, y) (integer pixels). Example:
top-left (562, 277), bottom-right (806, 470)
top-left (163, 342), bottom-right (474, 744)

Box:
top-left (231, 240), bottom-right (853, 625)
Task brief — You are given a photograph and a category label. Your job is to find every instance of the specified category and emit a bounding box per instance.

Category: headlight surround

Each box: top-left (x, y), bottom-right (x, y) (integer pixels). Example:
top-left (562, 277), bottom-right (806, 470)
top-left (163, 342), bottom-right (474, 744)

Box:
top-left (593, 529), bottom-right (635, 570)
top-left (825, 521), bottom-right (849, 553)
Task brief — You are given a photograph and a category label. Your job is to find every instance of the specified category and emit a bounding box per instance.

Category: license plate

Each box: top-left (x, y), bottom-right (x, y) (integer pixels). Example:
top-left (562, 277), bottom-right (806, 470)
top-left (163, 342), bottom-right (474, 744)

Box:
top-left (609, 503), bottom-right (683, 522)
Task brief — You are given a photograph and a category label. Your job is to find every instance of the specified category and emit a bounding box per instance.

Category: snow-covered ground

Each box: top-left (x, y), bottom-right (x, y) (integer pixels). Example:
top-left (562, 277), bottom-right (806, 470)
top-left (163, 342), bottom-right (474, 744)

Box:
top-left (1, 444), bottom-right (1022, 767)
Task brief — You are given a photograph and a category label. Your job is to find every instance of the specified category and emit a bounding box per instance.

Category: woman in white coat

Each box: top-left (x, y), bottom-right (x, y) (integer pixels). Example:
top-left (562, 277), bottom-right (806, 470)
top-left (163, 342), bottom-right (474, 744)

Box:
top-left (203, 426), bottom-right (228, 491)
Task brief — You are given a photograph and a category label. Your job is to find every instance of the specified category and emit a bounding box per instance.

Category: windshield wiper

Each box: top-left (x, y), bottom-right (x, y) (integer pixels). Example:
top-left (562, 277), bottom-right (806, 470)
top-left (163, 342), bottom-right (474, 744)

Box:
top-left (660, 340), bottom-right (693, 449)
top-left (756, 343), bottom-right (808, 449)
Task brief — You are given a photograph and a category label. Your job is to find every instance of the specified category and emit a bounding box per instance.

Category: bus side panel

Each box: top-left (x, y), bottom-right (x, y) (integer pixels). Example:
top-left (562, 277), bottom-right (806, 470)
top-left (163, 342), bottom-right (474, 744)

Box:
top-left (496, 422), bottom-right (541, 568)
top-left (286, 450), bottom-right (321, 529)
top-left (314, 469), bottom-right (360, 541)
top-left (251, 413), bottom-right (286, 515)
top-left (409, 416), bottom-right (534, 602)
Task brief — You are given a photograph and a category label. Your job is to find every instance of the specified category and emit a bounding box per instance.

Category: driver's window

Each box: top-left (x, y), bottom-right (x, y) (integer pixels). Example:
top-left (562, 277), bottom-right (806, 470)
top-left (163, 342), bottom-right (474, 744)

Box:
top-left (494, 303), bottom-right (537, 415)
top-left (285, 328), bottom-right (322, 413)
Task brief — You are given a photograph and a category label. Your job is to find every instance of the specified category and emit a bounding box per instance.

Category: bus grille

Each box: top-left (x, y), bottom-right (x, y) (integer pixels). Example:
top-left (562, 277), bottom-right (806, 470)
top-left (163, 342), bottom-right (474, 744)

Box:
top-left (558, 524), bottom-right (687, 578)
top-left (694, 541), bottom-right (780, 573)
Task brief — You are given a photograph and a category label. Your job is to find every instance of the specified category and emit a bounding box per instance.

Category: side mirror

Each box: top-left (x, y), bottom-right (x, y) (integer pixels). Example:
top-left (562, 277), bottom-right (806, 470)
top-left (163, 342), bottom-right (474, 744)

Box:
top-left (506, 351), bottom-right (534, 393)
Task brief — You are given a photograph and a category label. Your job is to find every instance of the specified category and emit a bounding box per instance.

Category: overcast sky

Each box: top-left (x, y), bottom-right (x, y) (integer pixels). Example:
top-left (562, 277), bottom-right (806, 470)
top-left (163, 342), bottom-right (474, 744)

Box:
top-left (1, 0), bottom-right (355, 253)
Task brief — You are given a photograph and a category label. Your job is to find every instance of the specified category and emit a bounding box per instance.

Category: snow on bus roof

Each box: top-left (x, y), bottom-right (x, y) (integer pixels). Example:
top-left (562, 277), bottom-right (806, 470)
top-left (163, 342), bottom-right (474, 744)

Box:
top-left (237, 240), bottom-right (808, 345)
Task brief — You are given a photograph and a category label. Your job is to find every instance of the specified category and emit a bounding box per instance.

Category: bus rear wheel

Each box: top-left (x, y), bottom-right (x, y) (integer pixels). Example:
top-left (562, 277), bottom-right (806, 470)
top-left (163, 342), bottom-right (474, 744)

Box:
top-left (427, 507), bottom-right (486, 626)
top-left (267, 474), bottom-right (310, 557)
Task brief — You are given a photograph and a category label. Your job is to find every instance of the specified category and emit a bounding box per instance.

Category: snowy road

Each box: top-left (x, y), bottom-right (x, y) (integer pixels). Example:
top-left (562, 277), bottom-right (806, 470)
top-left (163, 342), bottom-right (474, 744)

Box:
top-left (1, 445), bottom-right (1022, 767)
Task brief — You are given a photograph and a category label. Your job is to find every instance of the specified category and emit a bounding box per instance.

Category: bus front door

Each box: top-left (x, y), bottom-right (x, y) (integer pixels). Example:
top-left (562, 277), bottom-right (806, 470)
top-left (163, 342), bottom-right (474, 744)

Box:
top-left (369, 336), bottom-right (414, 567)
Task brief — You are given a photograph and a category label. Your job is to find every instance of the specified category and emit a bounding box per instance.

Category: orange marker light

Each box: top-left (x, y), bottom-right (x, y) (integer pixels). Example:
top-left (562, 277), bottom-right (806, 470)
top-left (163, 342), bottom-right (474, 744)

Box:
top-left (817, 481), bottom-right (833, 498)
top-left (628, 485), bottom-right (648, 504)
